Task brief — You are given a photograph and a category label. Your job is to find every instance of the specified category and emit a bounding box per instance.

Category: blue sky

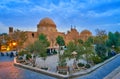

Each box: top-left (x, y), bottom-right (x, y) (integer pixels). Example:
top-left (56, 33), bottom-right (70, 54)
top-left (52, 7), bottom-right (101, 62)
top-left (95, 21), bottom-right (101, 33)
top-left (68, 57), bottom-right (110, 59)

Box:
top-left (0, 0), bottom-right (120, 35)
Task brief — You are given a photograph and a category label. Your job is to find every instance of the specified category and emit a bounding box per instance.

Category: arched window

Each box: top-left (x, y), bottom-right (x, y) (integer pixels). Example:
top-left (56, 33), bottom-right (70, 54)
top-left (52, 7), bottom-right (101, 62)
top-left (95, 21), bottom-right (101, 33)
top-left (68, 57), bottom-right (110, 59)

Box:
top-left (32, 33), bottom-right (34, 38)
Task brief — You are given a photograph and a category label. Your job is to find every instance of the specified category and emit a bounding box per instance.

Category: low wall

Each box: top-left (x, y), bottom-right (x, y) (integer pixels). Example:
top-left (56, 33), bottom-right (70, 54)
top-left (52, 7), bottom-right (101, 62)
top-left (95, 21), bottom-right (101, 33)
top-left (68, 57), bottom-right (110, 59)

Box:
top-left (14, 54), bottom-right (120, 79)
top-left (69, 54), bottom-right (120, 78)
top-left (14, 58), bottom-right (69, 79)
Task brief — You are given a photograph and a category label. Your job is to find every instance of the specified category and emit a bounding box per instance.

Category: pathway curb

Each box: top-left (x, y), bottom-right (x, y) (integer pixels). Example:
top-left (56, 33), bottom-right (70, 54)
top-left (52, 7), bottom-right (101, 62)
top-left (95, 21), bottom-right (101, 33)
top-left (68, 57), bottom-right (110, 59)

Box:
top-left (14, 54), bottom-right (120, 79)
top-left (69, 54), bottom-right (120, 78)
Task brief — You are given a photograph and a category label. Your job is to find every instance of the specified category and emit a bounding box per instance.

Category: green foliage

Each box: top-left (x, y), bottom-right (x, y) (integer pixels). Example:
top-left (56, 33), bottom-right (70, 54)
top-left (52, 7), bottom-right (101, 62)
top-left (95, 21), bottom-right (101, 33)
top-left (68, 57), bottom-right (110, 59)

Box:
top-left (95, 44), bottom-right (107, 59)
top-left (91, 55), bottom-right (102, 64)
top-left (66, 41), bottom-right (77, 53)
top-left (78, 39), bottom-right (84, 45)
top-left (85, 64), bottom-right (91, 68)
top-left (41, 67), bottom-right (48, 70)
top-left (75, 44), bottom-right (84, 60)
top-left (87, 36), bottom-right (94, 44)
top-left (56, 36), bottom-right (65, 46)
top-left (33, 42), bottom-right (47, 58)
top-left (39, 33), bottom-right (50, 47)
top-left (12, 29), bottom-right (27, 49)
top-left (82, 39), bottom-right (94, 63)
top-left (18, 50), bottom-right (28, 56)
top-left (26, 53), bottom-right (32, 60)
top-left (27, 44), bottom-right (34, 53)
top-left (64, 41), bottom-right (78, 59)
top-left (115, 47), bottom-right (120, 53)
top-left (64, 38), bottom-right (94, 62)
top-left (52, 50), bottom-right (57, 54)
top-left (58, 55), bottom-right (67, 66)
top-left (78, 63), bottom-right (84, 67)
top-left (26, 33), bottom-right (50, 59)
top-left (106, 32), bottom-right (120, 52)
top-left (94, 29), bottom-right (107, 44)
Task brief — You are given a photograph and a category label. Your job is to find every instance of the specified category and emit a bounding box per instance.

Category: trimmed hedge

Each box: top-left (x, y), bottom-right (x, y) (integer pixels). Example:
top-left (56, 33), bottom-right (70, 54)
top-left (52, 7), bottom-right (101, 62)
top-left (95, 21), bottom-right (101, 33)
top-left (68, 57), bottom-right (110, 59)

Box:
top-left (78, 63), bottom-right (85, 67)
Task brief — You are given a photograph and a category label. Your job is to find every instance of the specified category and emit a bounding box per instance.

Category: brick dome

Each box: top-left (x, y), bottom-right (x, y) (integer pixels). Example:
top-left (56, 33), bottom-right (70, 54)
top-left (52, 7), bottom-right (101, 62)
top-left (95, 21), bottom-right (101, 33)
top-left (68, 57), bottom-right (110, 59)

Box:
top-left (80, 30), bottom-right (92, 35)
top-left (38, 17), bottom-right (56, 28)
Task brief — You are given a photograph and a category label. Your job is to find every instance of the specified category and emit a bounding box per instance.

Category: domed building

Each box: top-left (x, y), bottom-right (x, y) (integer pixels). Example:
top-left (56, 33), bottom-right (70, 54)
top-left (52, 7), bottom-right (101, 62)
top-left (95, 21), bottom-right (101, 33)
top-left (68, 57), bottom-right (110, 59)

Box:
top-left (79, 30), bottom-right (92, 41)
top-left (65, 28), bottom-right (79, 44)
top-left (37, 17), bottom-right (65, 47)
top-left (37, 17), bottom-right (57, 34)
top-left (9, 17), bottom-right (92, 49)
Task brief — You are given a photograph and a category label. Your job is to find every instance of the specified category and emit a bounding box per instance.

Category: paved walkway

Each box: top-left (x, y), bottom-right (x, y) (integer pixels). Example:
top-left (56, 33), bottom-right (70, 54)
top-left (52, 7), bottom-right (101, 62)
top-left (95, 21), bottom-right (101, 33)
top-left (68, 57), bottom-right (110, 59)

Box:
top-left (104, 66), bottom-right (120, 79)
top-left (35, 55), bottom-right (59, 72)
top-left (0, 55), bottom-right (56, 79)
top-left (1, 54), bottom-right (120, 79)
top-left (112, 71), bottom-right (120, 79)
top-left (75, 55), bottom-right (120, 79)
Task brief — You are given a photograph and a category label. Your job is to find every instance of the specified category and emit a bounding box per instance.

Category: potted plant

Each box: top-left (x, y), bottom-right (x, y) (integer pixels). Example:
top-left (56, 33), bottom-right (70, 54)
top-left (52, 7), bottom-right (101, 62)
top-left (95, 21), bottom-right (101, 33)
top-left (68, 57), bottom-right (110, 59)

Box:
top-left (57, 55), bottom-right (69, 75)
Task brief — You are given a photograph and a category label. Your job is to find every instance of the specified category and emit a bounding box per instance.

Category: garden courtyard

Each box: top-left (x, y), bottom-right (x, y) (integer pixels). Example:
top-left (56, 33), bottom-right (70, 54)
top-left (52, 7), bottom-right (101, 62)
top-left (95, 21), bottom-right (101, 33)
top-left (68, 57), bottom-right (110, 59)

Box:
top-left (1, 29), bottom-right (120, 78)
top-left (16, 30), bottom-right (120, 76)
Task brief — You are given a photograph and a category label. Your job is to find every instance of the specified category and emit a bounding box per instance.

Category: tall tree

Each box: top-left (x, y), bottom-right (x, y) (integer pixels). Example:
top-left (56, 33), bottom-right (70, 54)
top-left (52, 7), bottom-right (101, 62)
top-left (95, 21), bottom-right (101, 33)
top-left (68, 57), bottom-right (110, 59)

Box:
top-left (95, 44), bottom-right (107, 60)
top-left (94, 29), bottom-right (107, 44)
top-left (39, 33), bottom-right (50, 47)
top-left (56, 36), bottom-right (65, 66)
top-left (64, 41), bottom-right (77, 59)
top-left (11, 29), bottom-right (27, 50)
top-left (83, 38), bottom-right (94, 63)
top-left (30, 33), bottom-right (50, 56)
top-left (106, 32), bottom-right (120, 52)
top-left (27, 33), bottom-right (50, 67)
top-left (56, 36), bottom-right (65, 47)
top-left (78, 39), bottom-right (84, 45)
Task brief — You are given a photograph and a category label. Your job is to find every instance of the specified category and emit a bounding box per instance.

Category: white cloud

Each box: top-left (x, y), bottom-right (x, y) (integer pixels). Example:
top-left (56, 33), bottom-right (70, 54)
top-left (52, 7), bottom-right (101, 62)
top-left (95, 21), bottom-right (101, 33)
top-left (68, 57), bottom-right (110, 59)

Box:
top-left (86, 8), bottom-right (120, 17)
top-left (96, 23), bottom-right (120, 27)
top-left (30, 5), bottom-right (53, 12)
top-left (0, 0), bottom-right (30, 4)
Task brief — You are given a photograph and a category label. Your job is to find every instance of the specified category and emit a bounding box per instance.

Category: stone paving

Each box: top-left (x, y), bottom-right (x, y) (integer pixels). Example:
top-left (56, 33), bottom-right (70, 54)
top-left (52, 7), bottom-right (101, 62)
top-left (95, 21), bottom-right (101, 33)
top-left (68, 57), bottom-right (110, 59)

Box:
top-left (1, 54), bottom-right (120, 79)
top-left (104, 66), bottom-right (120, 79)
top-left (35, 55), bottom-right (59, 72)
top-left (112, 71), bottom-right (120, 79)
top-left (0, 55), bottom-right (56, 79)
top-left (75, 56), bottom-right (120, 79)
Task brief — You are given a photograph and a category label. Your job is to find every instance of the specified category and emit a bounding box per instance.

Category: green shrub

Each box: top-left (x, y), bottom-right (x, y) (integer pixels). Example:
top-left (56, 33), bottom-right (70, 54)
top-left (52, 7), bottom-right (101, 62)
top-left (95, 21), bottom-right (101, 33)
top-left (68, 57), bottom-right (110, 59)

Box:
top-left (102, 56), bottom-right (109, 61)
top-left (85, 64), bottom-right (91, 68)
top-left (18, 51), bottom-right (27, 56)
top-left (41, 67), bottom-right (48, 70)
top-left (52, 50), bottom-right (57, 54)
top-left (92, 55), bottom-right (102, 64)
top-left (115, 47), bottom-right (120, 53)
top-left (26, 54), bottom-right (32, 60)
top-left (78, 63), bottom-right (84, 67)
top-left (58, 58), bottom-right (67, 66)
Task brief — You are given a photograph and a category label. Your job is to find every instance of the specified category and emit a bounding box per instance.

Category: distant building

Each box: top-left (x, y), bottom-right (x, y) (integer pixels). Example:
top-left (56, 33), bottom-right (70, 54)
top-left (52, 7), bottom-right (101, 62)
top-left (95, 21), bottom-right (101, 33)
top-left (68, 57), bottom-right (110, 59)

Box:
top-left (9, 17), bottom-right (92, 48)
